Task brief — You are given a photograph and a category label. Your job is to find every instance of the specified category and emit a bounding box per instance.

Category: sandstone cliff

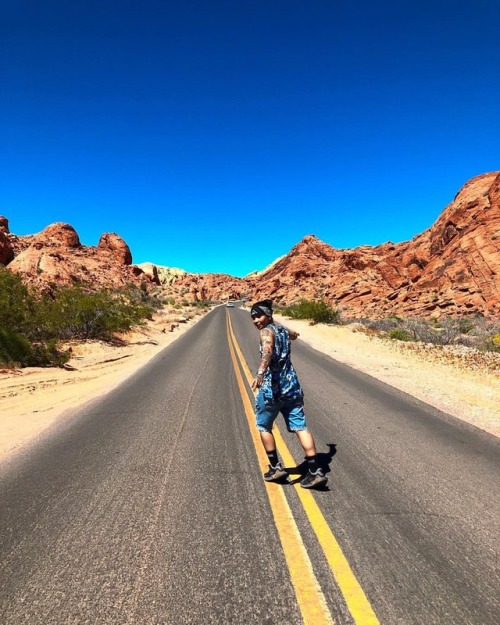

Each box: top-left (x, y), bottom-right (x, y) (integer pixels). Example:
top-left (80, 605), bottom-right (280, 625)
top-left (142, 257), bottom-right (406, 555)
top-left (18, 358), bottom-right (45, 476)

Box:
top-left (160, 171), bottom-right (500, 318)
top-left (2, 171), bottom-right (498, 318)
top-left (1, 220), bottom-right (147, 291)
top-left (135, 263), bottom-right (186, 286)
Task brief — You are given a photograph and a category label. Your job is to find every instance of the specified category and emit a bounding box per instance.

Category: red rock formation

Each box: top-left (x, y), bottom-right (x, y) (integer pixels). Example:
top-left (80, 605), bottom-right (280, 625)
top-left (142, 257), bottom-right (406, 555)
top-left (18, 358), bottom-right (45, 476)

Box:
top-left (2, 171), bottom-right (498, 318)
top-left (34, 222), bottom-right (81, 249)
top-left (3, 222), bottom-right (147, 292)
top-left (98, 233), bottom-right (133, 265)
top-left (161, 272), bottom-right (245, 303)
top-left (135, 262), bottom-right (161, 285)
top-left (164, 171), bottom-right (499, 318)
top-left (0, 217), bottom-right (14, 265)
top-left (246, 171), bottom-right (500, 318)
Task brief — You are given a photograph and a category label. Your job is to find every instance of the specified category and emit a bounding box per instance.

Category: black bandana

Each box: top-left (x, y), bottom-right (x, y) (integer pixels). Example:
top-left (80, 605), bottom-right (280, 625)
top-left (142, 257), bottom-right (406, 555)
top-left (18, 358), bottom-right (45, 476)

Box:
top-left (250, 299), bottom-right (273, 318)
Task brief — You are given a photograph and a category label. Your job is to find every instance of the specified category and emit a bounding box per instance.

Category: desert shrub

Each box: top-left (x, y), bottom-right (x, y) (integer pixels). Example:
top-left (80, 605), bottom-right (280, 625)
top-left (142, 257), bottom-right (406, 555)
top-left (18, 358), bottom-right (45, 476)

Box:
top-left (388, 328), bottom-right (414, 342)
top-left (457, 317), bottom-right (475, 335)
top-left (279, 299), bottom-right (341, 324)
top-left (403, 318), bottom-right (462, 345)
top-left (407, 316), bottom-right (500, 348)
top-left (479, 331), bottom-right (500, 353)
top-left (0, 329), bottom-right (69, 367)
top-left (356, 314), bottom-right (500, 352)
top-left (361, 317), bottom-right (401, 334)
top-left (0, 269), bottom-right (37, 336)
top-left (487, 334), bottom-right (500, 352)
top-left (0, 328), bottom-right (33, 367)
top-left (117, 284), bottom-right (162, 313)
top-left (29, 340), bottom-right (70, 367)
top-left (42, 286), bottom-right (156, 340)
top-left (360, 316), bottom-right (465, 346)
top-left (0, 271), bottom-right (158, 366)
top-left (192, 300), bottom-right (213, 309)
top-left (460, 318), bottom-right (500, 352)
top-left (0, 271), bottom-right (66, 366)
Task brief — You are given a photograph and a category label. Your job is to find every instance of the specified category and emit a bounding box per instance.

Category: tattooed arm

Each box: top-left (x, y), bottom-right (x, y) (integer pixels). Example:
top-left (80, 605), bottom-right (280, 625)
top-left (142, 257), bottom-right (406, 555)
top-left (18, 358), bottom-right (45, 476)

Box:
top-left (251, 327), bottom-right (275, 390)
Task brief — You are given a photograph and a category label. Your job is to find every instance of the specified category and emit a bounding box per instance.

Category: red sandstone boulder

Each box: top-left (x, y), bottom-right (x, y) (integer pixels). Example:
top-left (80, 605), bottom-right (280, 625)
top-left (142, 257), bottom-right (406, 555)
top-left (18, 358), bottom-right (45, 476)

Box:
top-left (0, 216), bottom-right (9, 233)
top-left (98, 233), bottom-right (132, 265)
top-left (5, 222), bottom-right (145, 292)
top-left (0, 216), bottom-right (14, 264)
top-left (0, 230), bottom-right (14, 265)
top-left (134, 262), bottom-right (160, 284)
top-left (34, 223), bottom-right (81, 248)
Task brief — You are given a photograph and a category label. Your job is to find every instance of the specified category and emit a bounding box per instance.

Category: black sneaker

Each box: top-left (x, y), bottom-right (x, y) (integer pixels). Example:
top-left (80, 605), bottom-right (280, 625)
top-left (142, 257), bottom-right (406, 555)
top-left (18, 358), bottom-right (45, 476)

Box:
top-left (300, 468), bottom-right (327, 489)
top-left (263, 462), bottom-right (288, 482)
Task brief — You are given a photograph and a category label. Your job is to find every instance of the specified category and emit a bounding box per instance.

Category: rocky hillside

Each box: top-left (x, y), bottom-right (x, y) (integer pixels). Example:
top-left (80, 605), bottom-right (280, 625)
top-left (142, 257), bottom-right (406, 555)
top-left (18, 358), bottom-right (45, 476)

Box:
top-left (135, 262), bottom-right (187, 285)
top-left (247, 172), bottom-right (500, 318)
top-left (0, 219), bottom-right (148, 291)
top-left (1, 171), bottom-right (499, 318)
top-left (162, 171), bottom-right (500, 318)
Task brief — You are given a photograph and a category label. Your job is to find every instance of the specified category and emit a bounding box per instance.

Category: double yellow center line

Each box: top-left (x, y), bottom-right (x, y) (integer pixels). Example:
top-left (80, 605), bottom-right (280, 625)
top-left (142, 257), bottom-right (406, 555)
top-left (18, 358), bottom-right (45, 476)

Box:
top-left (226, 311), bottom-right (380, 625)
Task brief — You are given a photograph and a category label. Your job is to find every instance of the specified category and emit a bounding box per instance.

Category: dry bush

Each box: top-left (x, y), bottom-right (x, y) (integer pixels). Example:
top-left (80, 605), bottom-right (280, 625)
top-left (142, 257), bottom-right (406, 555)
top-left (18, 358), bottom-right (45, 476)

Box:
top-left (355, 315), bottom-right (500, 352)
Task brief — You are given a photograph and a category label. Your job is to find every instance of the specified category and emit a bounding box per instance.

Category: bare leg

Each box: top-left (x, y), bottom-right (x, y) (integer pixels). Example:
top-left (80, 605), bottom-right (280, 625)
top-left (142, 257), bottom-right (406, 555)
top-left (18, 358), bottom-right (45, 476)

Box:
top-left (260, 431), bottom-right (277, 453)
top-left (295, 429), bottom-right (317, 457)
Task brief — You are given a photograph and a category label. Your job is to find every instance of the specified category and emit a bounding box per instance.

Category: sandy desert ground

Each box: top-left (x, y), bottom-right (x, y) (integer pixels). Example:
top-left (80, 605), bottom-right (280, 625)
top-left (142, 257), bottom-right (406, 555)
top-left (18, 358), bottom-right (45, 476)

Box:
top-left (1, 306), bottom-right (498, 462)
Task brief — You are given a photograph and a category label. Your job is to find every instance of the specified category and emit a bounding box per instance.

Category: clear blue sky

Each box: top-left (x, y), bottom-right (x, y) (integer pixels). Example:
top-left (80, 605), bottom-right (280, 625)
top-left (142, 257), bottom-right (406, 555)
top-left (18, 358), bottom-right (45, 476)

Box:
top-left (1, 1), bottom-right (499, 276)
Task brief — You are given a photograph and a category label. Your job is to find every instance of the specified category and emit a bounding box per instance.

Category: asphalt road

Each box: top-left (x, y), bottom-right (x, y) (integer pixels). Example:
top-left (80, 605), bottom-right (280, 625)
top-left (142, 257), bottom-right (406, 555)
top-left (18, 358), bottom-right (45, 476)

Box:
top-left (1, 305), bottom-right (499, 625)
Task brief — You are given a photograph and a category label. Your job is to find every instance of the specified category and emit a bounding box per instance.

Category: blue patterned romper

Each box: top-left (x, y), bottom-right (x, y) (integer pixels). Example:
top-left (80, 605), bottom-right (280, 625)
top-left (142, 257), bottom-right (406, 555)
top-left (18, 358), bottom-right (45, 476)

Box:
top-left (255, 323), bottom-right (307, 432)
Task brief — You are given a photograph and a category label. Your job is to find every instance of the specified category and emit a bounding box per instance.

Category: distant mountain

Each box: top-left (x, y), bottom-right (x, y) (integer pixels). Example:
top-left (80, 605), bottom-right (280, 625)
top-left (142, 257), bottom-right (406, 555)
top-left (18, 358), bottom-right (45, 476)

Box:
top-left (1, 171), bottom-right (499, 318)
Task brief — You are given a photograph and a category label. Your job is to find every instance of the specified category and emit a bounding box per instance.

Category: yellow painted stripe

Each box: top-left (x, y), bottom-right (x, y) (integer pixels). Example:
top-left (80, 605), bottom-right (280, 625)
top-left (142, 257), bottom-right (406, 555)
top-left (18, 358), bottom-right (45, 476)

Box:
top-left (226, 314), bottom-right (334, 625)
top-left (227, 312), bottom-right (380, 625)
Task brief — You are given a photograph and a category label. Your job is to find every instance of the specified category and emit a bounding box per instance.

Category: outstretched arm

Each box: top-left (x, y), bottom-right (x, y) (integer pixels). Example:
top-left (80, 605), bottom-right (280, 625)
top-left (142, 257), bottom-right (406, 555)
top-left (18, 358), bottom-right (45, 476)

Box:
top-left (251, 327), bottom-right (274, 390)
top-left (283, 326), bottom-right (300, 340)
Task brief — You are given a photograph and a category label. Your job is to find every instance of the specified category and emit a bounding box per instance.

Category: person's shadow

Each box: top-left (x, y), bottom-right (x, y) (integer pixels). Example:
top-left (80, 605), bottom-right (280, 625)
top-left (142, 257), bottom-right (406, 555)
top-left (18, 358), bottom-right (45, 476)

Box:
top-left (285, 443), bottom-right (337, 490)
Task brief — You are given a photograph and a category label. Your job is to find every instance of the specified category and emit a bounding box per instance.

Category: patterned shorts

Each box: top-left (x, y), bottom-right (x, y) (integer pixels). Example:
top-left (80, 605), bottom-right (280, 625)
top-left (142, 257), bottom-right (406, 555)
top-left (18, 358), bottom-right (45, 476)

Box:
top-left (255, 393), bottom-right (307, 433)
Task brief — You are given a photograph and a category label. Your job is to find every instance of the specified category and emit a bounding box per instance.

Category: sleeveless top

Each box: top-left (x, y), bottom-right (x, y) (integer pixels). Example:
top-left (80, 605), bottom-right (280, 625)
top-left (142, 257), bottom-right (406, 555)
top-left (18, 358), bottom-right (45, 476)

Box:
top-left (259, 322), bottom-right (304, 405)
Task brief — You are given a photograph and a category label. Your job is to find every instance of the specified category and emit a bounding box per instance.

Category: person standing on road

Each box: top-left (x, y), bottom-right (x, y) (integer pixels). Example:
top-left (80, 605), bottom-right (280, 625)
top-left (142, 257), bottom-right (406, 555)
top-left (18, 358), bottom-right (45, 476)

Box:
top-left (250, 299), bottom-right (327, 489)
